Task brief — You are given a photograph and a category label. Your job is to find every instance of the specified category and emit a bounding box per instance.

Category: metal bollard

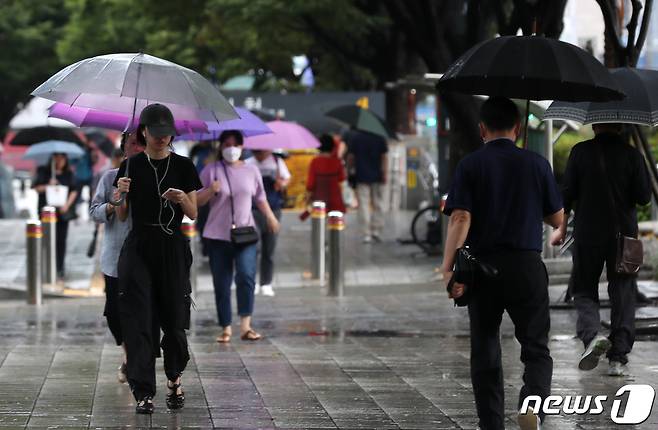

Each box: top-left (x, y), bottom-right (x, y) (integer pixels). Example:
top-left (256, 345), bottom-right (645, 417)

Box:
top-left (26, 220), bottom-right (43, 305)
top-left (311, 201), bottom-right (326, 282)
top-left (327, 211), bottom-right (345, 297)
top-left (181, 218), bottom-right (197, 300)
top-left (40, 206), bottom-right (57, 285)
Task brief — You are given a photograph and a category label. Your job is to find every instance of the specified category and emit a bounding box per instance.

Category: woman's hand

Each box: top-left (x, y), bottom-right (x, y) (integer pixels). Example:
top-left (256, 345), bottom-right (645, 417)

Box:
top-left (211, 180), bottom-right (221, 194)
top-left (162, 188), bottom-right (187, 205)
top-left (267, 214), bottom-right (280, 234)
top-left (117, 177), bottom-right (131, 194)
top-left (49, 178), bottom-right (58, 185)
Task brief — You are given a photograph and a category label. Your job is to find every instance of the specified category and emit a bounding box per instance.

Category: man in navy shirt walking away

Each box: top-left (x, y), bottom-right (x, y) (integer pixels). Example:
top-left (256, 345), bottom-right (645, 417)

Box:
top-left (441, 97), bottom-right (564, 430)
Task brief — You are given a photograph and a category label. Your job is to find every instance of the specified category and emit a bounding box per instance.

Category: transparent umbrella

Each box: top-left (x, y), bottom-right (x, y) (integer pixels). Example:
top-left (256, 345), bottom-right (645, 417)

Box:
top-left (32, 53), bottom-right (238, 126)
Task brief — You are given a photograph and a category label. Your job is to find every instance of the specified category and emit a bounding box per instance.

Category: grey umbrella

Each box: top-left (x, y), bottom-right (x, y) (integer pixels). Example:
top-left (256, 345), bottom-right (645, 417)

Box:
top-left (543, 68), bottom-right (658, 126)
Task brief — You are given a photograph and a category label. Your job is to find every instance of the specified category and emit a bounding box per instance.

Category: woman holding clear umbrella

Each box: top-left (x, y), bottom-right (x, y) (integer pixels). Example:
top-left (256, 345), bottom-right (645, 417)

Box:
top-left (114, 104), bottom-right (201, 414)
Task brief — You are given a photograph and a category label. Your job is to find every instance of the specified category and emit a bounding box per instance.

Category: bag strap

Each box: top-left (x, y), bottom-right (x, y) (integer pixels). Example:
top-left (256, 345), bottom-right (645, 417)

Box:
top-left (220, 161), bottom-right (236, 228)
top-left (596, 145), bottom-right (621, 235)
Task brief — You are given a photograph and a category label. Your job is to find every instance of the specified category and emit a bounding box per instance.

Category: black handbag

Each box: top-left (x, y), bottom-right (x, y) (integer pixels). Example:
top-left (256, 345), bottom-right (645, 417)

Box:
top-left (446, 247), bottom-right (498, 307)
top-left (221, 162), bottom-right (259, 246)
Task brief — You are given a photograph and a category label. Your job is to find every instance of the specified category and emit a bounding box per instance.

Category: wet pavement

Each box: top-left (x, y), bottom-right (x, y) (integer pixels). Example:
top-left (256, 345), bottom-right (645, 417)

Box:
top-left (2, 211), bottom-right (658, 428)
top-left (1, 282), bottom-right (658, 429)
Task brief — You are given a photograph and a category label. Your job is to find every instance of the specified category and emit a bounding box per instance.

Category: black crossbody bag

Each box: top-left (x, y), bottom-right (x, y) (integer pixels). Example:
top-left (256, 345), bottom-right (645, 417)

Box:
top-left (221, 162), bottom-right (259, 246)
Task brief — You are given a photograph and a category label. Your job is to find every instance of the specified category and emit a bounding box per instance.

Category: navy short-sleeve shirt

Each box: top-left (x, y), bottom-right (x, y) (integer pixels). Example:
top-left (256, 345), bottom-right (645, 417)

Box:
top-left (444, 138), bottom-right (563, 254)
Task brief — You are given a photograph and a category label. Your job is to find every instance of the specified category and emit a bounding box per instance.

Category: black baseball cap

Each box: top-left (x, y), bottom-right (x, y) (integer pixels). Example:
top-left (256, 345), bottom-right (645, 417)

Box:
top-left (139, 103), bottom-right (177, 137)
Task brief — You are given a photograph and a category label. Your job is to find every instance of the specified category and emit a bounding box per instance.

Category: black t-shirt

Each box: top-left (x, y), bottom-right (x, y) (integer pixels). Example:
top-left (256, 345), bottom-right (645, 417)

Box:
top-left (113, 152), bottom-right (202, 229)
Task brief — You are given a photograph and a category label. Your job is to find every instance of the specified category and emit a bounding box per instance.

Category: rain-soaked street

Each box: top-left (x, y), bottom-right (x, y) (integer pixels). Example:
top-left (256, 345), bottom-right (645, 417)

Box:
top-left (1, 211), bottom-right (658, 429)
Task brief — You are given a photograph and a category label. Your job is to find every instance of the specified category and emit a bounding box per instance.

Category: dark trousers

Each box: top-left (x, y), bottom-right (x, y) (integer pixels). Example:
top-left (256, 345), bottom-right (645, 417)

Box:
top-left (103, 275), bottom-right (123, 346)
top-left (118, 228), bottom-right (192, 400)
top-left (572, 240), bottom-right (636, 364)
top-left (207, 239), bottom-right (257, 327)
top-left (254, 208), bottom-right (281, 286)
top-left (468, 251), bottom-right (552, 429)
top-left (56, 220), bottom-right (69, 275)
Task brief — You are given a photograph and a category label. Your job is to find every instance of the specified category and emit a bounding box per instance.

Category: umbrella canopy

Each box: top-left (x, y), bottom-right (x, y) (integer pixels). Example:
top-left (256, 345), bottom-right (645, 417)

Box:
top-left (48, 102), bottom-right (209, 135)
top-left (23, 140), bottom-right (85, 164)
top-left (244, 120), bottom-right (320, 150)
top-left (11, 126), bottom-right (84, 146)
top-left (438, 35), bottom-right (625, 102)
top-left (543, 68), bottom-right (658, 126)
top-left (177, 108), bottom-right (272, 141)
top-left (32, 53), bottom-right (239, 125)
top-left (325, 105), bottom-right (396, 139)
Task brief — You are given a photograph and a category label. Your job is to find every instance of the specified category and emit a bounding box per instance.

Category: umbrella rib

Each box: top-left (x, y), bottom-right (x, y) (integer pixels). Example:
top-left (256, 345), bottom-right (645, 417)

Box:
top-left (180, 72), bottom-right (205, 111)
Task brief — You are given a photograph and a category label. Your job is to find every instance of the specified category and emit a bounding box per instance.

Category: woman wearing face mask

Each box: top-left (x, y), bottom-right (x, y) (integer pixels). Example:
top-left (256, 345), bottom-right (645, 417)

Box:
top-left (197, 130), bottom-right (280, 344)
top-left (114, 104), bottom-right (202, 414)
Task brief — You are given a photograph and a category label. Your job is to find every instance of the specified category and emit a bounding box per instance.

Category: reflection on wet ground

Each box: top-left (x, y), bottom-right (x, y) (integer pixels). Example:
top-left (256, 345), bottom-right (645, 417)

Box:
top-left (0, 285), bottom-right (657, 429)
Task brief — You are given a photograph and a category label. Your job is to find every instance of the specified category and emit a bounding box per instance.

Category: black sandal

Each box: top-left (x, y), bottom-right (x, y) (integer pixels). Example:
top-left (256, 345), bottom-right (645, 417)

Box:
top-left (135, 395), bottom-right (154, 414)
top-left (166, 380), bottom-right (185, 410)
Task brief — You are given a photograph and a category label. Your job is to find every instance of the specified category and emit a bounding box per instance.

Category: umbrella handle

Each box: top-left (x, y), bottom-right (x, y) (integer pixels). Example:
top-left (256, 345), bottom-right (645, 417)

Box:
top-left (109, 156), bottom-right (130, 206)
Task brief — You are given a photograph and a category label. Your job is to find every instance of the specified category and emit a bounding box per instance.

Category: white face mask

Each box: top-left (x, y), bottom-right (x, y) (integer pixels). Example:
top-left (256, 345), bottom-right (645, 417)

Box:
top-left (222, 146), bottom-right (242, 162)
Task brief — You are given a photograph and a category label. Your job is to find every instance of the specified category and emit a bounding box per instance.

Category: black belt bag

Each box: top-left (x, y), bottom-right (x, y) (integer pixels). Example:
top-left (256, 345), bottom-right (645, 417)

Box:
top-left (222, 161), bottom-right (259, 246)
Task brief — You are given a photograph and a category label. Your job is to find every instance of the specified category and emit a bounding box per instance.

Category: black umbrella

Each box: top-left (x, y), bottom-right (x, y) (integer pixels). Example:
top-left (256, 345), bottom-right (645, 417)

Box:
top-left (438, 35), bottom-right (625, 146)
top-left (325, 105), bottom-right (397, 139)
top-left (543, 67), bottom-right (658, 126)
top-left (11, 126), bottom-right (84, 146)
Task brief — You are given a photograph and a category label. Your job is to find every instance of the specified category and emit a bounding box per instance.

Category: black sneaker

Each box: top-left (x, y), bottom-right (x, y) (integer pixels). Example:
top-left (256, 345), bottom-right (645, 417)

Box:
top-left (135, 396), bottom-right (154, 414)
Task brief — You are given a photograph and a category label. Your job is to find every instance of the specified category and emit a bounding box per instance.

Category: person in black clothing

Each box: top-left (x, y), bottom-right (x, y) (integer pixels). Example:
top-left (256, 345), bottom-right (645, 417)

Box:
top-left (442, 97), bottom-right (564, 430)
top-left (551, 123), bottom-right (650, 377)
top-left (114, 104), bottom-right (202, 414)
top-left (33, 153), bottom-right (79, 280)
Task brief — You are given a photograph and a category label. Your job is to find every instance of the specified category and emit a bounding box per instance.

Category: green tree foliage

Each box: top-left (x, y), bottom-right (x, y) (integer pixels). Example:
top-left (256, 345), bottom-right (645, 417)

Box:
top-left (0, 0), bottom-right (69, 135)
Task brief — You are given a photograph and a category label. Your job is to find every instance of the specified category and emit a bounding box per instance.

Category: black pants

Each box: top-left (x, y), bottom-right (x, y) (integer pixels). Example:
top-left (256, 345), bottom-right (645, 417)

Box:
top-left (254, 208), bottom-right (281, 286)
top-left (572, 240), bottom-right (636, 364)
top-left (118, 227), bottom-right (192, 400)
top-left (468, 251), bottom-right (552, 429)
top-left (56, 220), bottom-right (69, 275)
top-left (104, 275), bottom-right (123, 346)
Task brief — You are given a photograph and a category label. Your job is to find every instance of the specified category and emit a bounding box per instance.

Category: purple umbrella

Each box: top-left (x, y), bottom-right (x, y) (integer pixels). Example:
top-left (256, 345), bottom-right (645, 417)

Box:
top-left (177, 108), bottom-right (272, 140)
top-left (244, 120), bottom-right (320, 150)
top-left (48, 102), bottom-right (209, 135)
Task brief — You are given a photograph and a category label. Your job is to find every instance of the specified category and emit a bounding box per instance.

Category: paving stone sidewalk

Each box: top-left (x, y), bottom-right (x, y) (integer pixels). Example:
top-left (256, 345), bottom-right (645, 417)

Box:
top-left (1, 282), bottom-right (658, 429)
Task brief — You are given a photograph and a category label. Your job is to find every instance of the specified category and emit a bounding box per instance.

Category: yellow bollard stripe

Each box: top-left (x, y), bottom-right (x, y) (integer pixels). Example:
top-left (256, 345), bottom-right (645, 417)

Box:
top-left (26, 232), bottom-right (44, 238)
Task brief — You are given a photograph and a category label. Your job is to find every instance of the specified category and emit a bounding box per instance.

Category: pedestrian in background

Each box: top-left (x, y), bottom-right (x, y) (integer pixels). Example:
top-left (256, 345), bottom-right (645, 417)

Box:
top-left (89, 132), bottom-right (145, 384)
top-left (33, 153), bottom-right (79, 281)
top-left (345, 129), bottom-right (387, 243)
top-left (197, 130), bottom-right (280, 343)
top-left (114, 104), bottom-right (201, 414)
top-left (0, 157), bottom-right (15, 218)
top-left (306, 134), bottom-right (346, 213)
top-left (246, 150), bottom-right (291, 297)
top-left (551, 123), bottom-right (650, 376)
top-left (442, 97), bottom-right (563, 430)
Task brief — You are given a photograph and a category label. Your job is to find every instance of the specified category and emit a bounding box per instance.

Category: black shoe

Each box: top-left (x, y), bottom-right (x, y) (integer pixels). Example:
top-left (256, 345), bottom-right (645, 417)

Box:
top-left (166, 380), bottom-right (185, 410)
top-left (135, 396), bottom-right (154, 414)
